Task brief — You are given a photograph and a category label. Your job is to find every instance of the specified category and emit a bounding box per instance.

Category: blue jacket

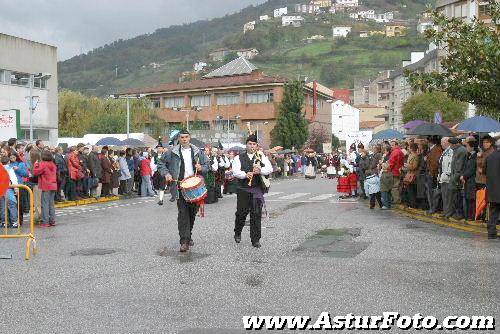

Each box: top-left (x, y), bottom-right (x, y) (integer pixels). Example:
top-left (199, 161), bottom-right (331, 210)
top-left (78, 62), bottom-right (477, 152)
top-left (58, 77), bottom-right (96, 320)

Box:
top-left (10, 161), bottom-right (29, 184)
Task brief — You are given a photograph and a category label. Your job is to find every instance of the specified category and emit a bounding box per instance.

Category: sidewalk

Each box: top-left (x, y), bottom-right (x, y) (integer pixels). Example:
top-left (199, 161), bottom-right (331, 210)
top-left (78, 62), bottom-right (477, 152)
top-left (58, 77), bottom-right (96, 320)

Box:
top-left (55, 196), bottom-right (121, 209)
top-left (395, 205), bottom-right (499, 236)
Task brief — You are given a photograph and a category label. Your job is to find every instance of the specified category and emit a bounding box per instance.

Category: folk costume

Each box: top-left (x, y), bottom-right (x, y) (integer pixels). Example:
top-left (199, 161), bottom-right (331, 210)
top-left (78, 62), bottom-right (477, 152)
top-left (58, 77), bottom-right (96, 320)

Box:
top-left (204, 146), bottom-right (219, 204)
top-left (224, 153), bottom-right (238, 195)
top-left (232, 133), bottom-right (273, 248)
top-left (157, 131), bottom-right (209, 252)
top-left (215, 147), bottom-right (229, 199)
top-left (337, 157), bottom-right (357, 198)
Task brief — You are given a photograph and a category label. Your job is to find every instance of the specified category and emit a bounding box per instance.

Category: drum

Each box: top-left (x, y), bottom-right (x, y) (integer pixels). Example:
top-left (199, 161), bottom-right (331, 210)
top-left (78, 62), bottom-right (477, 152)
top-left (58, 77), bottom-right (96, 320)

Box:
top-left (180, 175), bottom-right (207, 203)
top-left (225, 170), bottom-right (234, 181)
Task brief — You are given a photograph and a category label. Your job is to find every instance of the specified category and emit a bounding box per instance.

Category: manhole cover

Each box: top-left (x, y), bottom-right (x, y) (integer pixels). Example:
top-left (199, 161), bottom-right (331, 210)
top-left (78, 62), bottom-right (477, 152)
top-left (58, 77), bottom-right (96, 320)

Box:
top-left (157, 248), bottom-right (210, 263)
top-left (294, 228), bottom-right (369, 258)
top-left (71, 248), bottom-right (118, 256)
top-left (245, 274), bottom-right (263, 287)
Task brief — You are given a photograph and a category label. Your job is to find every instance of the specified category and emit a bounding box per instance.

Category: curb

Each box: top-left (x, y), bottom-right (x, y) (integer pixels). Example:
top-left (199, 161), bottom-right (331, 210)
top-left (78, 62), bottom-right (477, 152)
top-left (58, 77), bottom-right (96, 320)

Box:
top-left (394, 205), bottom-right (499, 236)
top-left (55, 196), bottom-right (121, 209)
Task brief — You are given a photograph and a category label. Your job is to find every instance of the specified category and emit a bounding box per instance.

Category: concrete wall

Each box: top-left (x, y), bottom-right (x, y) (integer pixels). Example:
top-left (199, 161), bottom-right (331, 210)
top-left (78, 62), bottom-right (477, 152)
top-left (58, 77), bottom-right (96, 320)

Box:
top-left (0, 34), bottom-right (58, 144)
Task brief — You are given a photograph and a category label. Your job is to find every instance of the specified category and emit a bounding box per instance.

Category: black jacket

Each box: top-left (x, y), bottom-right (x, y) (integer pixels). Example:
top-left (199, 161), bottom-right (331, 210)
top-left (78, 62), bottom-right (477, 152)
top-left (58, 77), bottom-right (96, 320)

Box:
top-left (485, 149), bottom-right (500, 203)
top-left (88, 151), bottom-right (103, 179)
top-left (462, 151), bottom-right (477, 199)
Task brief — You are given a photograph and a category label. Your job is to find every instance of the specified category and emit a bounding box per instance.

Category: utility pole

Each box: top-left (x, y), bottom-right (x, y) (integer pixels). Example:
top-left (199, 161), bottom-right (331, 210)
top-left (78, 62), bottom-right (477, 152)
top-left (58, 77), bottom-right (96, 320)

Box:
top-left (126, 98), bottom-right (130, 139)
top-left (29, 74), bottom-right (34, 142)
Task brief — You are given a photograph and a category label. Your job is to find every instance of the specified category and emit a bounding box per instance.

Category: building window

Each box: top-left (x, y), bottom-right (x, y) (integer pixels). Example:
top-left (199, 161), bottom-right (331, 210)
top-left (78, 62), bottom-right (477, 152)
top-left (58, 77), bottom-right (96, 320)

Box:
top-left (217, 93), bottom-right (240, 105)
top-left (478, 3), bottom-right (491, 16)
top-left (10, 71), bottom-right (30, 86)
top-left (34, 77), bottom-right (47, 89)
top-left (245, 91), bottom-right (274, 104)
top-left (190, 95), bottom-right (211, 107)
top-left (164, 96), bottom-right (185, 108)
top-left (0, 69), bottom-right (6, 84)
top-left (151, 99), bottom-right (161, 108)
top-left (20, 129), bottom-right (50, 141)
top-left (454, 2), bottom-right (468, 18)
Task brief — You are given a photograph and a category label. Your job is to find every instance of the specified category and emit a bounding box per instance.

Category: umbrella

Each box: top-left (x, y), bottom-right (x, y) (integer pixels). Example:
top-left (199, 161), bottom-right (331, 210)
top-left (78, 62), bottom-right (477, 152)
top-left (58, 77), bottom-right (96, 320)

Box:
top-left (406, 123), bottom-right (453, 137)
top-left (457, 115), bottom-right (500, 133)
top-left (96, 137), bottom-right (122, 146)
top-left (276, 149), bottom-right (293, 154)
top-left (403, 120), bottom-right (427, 130)
top-left (189, 138), bottom-right (206, 148)
top-left (228, 146), bottom-right (245, 152)
top-left (372, 129), bottom-right (404, 140)
top-left (120, 138), bottom-right (145, 147)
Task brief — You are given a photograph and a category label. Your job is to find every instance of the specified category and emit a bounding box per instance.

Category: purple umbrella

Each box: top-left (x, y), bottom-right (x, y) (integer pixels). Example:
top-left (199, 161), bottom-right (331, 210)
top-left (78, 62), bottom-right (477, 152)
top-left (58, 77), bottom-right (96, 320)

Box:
top-left (403, 120), bottom-right (427, 130)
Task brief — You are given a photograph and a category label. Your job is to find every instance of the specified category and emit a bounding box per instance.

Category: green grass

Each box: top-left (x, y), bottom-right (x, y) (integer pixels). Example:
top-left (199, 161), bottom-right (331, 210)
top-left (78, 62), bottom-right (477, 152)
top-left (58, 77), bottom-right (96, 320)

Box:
top-left (286, 41), bottom-right (333, 58)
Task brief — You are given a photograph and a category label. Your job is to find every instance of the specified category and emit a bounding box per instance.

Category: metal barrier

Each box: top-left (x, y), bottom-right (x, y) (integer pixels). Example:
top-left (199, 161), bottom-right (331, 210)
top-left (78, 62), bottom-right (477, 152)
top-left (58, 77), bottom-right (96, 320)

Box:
top-left (0, 185), bottom-right (37, 260)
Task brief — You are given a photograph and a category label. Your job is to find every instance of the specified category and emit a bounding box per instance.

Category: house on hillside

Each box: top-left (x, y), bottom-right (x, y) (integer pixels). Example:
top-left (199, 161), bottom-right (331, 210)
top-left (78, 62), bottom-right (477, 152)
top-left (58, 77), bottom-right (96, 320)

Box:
top-left (350, 10), bottom-right (375, 20)
top-left (385, 24), bottom-right (407, 37)
top-left (259, 15), bottom-right (270, 21)
top-left (243, 21), bottom-right (256, 33)
top-left (335, 0), bottom-right (359, 8)
top-left (236, 48), bottom-right (259, 60)
top-left (332, 26), bottom-right (351, 38)
top-left (209, 48), bottom-right (232, 62)
top-left (332, 89), bottom-right (352, 104)
top-left (193, 62), bottom-right (207, 72)
top-left (331, 100), bottom-right (360, 141)
top-left (117, 57), bottom-right (333, 147)
top-left (273, 7), bottom-right (288, 17)
top-left (417, 19), bottom-right (434, 33)
top-left (282, 16), bottom-right (305, 27)
top-left (312, 0), bottom-right (332, 8)
top-left (374, 12), bottom-right (394, 23)
top-left (295, 3), bottom-right (320, 14)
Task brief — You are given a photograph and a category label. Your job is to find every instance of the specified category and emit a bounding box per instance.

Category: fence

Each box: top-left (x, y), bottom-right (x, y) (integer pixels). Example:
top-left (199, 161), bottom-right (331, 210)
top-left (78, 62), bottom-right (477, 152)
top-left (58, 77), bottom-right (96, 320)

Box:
top-left (0, 185), bottom-right (37, 260)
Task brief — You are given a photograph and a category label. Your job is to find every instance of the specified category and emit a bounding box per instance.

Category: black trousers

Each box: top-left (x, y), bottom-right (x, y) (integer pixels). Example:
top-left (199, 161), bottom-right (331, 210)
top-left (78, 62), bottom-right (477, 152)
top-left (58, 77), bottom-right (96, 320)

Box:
top-left (369, 192), bottom-right (383, 209)
top-left (234, 189), bottom-right (262, 243)
top-left (177, 194), bottom-right (199, 244)
top-left (487, 202), bottom-right (500, 237)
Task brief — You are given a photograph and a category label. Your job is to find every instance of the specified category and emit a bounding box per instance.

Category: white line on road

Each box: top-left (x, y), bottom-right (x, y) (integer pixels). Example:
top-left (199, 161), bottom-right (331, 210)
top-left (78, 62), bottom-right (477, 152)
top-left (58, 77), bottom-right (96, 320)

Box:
top-left (277, 193), bottom-right (310, 200)
top-left (264, 192), bottom-right (284, 197)
top-left (308, 194), bottom-right (335, 201)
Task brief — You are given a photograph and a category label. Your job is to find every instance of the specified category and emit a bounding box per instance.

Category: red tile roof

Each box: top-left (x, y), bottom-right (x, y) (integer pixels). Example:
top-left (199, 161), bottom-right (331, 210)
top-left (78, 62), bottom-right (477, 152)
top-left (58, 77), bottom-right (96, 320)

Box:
top-left (123, 74), bottom-right (287, 95)
top-left (360, 121), bottom-right (386, 129)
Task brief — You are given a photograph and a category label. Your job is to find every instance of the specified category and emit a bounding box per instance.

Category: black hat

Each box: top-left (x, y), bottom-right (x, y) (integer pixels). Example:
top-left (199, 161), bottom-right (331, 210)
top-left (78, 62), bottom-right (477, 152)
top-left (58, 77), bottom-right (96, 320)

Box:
top-left (448, 137), bottom-right (460, 144)
top-left (246, 133), bottom-right (258, 143)
top-left (217, 140), bottom-right (223, 150)
top-left (179, 129), bottom-right (190, 135)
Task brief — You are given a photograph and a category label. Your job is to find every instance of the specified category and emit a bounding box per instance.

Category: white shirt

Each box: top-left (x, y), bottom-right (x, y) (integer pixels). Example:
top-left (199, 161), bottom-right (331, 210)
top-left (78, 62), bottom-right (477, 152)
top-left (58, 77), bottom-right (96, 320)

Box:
top-left (180, 146), bottom-right (194, 179)
top-left (232, 152), bottom-right (273, 179)
top-left (210, 156), bottom-right (218, 172)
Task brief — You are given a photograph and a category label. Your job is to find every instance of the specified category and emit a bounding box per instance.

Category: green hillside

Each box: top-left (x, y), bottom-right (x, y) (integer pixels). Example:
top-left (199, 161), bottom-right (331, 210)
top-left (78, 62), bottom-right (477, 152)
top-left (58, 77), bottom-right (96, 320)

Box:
top-left (58, 0), bottom-right (434, 96)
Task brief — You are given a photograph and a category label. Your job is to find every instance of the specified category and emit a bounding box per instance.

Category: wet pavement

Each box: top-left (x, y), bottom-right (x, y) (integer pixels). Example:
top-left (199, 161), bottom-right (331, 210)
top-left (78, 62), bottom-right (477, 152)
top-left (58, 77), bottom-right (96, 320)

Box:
top-left (0, 176), bottom-right (499, 333)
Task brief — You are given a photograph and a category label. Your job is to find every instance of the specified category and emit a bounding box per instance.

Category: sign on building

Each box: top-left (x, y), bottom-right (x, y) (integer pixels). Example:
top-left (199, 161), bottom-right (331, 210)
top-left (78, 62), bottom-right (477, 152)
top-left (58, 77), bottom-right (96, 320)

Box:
top-left (345, 131), bottom-right (372, 151)
top-left (0, 109), bottom-right (20, 141)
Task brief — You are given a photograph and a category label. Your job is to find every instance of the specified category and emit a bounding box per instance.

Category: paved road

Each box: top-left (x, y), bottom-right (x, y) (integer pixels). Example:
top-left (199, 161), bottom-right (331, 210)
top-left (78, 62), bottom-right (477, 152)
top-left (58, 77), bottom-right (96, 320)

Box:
top-left (1, 177), bottom-right (498, 333)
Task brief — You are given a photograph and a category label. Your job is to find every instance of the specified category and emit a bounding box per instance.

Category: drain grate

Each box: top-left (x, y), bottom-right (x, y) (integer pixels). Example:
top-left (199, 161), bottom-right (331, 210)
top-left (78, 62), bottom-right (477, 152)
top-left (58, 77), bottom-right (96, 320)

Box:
top-left (70, 248), bottom-right (118, 256)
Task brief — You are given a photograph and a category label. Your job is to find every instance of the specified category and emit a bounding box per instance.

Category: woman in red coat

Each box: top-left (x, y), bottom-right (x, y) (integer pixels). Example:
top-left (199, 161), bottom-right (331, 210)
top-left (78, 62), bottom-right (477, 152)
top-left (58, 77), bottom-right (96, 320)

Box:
top-left (66, 147), bottom-right (80, 201)
top-left (33, 151), bottom-right (58, 227)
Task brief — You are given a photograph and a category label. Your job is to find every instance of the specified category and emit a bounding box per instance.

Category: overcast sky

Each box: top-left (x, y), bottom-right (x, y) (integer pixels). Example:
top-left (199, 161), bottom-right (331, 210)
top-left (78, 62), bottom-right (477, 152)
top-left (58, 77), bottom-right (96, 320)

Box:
top-left (0, 0), bottom-right (266, 61)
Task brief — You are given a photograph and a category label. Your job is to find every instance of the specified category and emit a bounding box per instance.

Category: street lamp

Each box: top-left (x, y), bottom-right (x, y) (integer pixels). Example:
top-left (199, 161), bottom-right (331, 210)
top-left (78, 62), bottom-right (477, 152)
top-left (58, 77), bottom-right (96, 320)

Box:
top-left (27, 73), bottom-right (51, 142)
top-left (110, 93), bottom-right (148, 138)
top-left (175, 106), bottom-right (201, 132)
top-left (256, 121), bottom-right (269, 142)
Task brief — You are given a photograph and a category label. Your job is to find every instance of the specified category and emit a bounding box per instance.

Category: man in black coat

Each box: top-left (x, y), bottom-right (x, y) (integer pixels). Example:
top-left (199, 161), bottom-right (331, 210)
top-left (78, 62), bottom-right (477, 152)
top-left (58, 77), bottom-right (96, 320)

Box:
top-left (485, 139), bottom-right (500, 239)
top-left (447, 137), bottom-right (467, 219)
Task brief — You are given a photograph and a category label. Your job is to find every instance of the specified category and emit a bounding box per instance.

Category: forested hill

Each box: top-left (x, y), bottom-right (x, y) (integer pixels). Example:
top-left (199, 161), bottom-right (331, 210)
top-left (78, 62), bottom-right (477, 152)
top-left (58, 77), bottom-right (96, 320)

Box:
top-left (58, 0), bottom-right (434, 96)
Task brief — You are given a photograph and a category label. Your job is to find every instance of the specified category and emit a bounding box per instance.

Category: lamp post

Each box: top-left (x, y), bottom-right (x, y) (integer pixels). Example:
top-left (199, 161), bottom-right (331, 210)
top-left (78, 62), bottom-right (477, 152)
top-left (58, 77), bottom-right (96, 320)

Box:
top-left (255, 121), bottom-right (269, 142)
top-left (110, 94), bottom-right (147, 138)
top-left (27, 73), bottom-right (51, 142)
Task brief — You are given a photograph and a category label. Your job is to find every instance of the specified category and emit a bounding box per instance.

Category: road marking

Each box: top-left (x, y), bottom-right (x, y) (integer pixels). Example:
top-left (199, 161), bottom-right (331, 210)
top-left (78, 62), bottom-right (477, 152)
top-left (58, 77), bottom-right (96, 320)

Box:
top-left (264, 192), bottom-right (283, 197)
top-left (277, 193), bottom-right (310, 200)
top-left (309, 194), bottom-right (335, 201)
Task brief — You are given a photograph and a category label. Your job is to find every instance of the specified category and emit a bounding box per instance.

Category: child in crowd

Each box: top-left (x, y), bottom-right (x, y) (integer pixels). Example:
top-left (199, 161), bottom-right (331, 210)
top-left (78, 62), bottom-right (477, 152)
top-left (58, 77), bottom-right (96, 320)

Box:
top-left (364, 169), bottom-right (383, 209)
top-left (33, 151), bottom-right (58, 227)
top-left (379, 162), bottom-right (394, 209)
top-left (0, 156), bottom-right (19, 228)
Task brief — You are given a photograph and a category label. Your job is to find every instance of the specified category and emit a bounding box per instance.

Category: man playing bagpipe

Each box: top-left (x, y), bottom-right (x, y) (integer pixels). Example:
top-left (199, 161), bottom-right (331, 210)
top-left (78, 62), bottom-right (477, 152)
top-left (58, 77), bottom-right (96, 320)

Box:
top-left (232, 132), bottom-right (273, 248)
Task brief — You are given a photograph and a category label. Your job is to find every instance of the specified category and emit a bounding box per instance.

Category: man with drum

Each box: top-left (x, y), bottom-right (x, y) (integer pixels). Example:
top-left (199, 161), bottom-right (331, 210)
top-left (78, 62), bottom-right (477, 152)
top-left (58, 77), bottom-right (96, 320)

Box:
top-left (157, 130), bottom-right (209, 252)
top-left (232, 133), bottom-right (273, 248)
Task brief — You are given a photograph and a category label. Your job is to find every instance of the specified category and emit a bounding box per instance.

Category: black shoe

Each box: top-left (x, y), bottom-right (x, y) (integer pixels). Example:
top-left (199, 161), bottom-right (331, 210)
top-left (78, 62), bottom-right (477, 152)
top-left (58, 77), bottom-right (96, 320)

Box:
top-left (234, 234), bottom-right (241, 244)
top-left (158, 200), bottom-right (163, 206)
top-left (252, 241), bottom-right (261, 248)
top-left (169, 197), bottom-right (176, 202)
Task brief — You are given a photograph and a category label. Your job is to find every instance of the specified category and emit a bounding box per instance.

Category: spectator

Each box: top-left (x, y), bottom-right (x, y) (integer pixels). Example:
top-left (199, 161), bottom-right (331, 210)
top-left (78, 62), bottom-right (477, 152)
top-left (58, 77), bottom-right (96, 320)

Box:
top-left (29, 139), bottom-right (44, 221)
top-left (380, 162), bottom-right (393, 209)
top-left (88, 146), bottom-right (103, 199)
top-left (388, 140), bottom-right (405, 204)
top-left (67, 146), bottom-right (81, 201)
top-left (118, 151), bottom-right (132, 195)
top-left (33, 151), bottom-right (57, 227)
top-left (461, 138), bottom-right (478, 221)
top-left (9, 152), bottom-right (29, 225)
top-left (485, 138), bottom-right (500, 239)
top-left (437, 137), bottom-right (453, 216)
top-left (139, 152), bottom-right (154, 197)
top-left (425, 137), bottom-right (443, 214)
top-left (100, 148), bottom-right (113, 197)
top-left (448, 137), bottom-right (467, 219)
top-left (404, 143), bottom-right (420, 209)
top-left (364, 169), bottom-right (382, 209)
top-left (54, 147), bottom-right (67, 202)
top-left (0, 156), bottom-right (19, 228)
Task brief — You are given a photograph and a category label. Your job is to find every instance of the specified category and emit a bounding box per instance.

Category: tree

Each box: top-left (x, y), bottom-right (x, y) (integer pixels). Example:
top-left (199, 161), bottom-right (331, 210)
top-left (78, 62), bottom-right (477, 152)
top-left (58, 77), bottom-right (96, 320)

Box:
top-left (402, 92), bottom-right (467, 123)
top-left (223, 52), bottom-right (239, 63)
top-left (271, 80), bottom-right (309, 149)
top-left (331, 134), bottom-right (341, 150)
top-left (89, 113), bottom-right (126, 134)
top-left (305, 125), bottom-right (330, 152)
top-left (405, 3), bottom-right (500, 117)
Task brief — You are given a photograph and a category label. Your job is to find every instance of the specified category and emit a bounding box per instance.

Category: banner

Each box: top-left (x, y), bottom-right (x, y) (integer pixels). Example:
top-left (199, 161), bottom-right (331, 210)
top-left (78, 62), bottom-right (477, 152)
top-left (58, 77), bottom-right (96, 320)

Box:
top-left (345, 131), bottom-right (372, 151)
top-left (0, 109), bottom-right (21, 141)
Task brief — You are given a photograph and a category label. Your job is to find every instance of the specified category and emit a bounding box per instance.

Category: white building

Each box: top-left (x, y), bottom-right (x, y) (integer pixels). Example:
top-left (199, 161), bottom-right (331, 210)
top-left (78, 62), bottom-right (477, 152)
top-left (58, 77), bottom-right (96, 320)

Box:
top-left (259, 15), bottom-right (270, 21)
top-left (193, 62), bottom-right (207, 72)
top-left (332, 26), bottom-right (352, 38)
top-left (350, 10), bottom-right (375, 20)
top-left (274, 7), bottom-right (288, 17)
top-left (236, 48), bottom-right (259, 60)
top-left (295, 3), bottom-right (320, 14)
top-left (417, 20), bottom-right (435, 33)
top-left (282, 16), bottom-right (305, 27)
top-left (0, 33), bottom-right (58, 144)
top-left (243, 21), bottom-right (256, 33)
top-left (335, 0), bottom-right (359, 8)
top-left (374, 12), bottom-right (394, 23)
top-left (331, 100), bottom-right (360, 141)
